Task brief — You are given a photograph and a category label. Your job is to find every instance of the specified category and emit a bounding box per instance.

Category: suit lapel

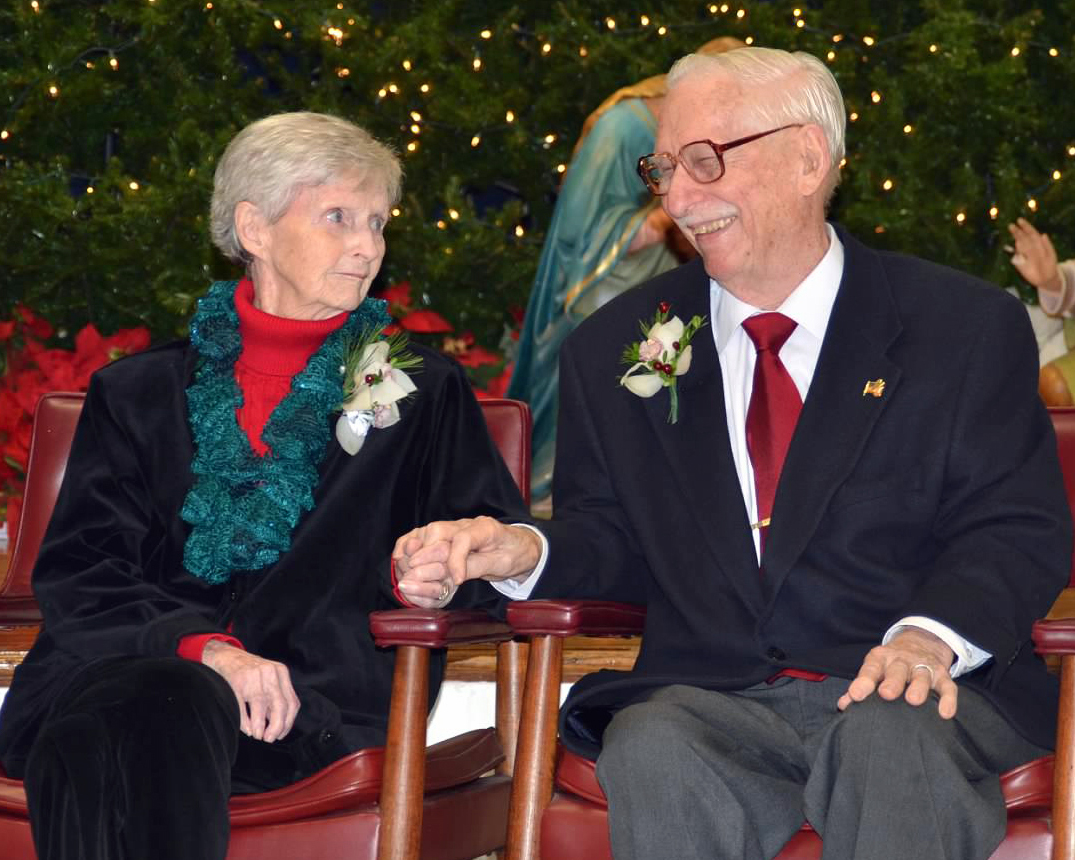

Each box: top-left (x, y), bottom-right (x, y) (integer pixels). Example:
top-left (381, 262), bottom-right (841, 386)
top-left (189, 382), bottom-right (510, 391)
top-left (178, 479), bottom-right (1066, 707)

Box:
top-left (641, 261), bottom-right (767, 614)
top-left (761, 230), bottom-right (903, 593)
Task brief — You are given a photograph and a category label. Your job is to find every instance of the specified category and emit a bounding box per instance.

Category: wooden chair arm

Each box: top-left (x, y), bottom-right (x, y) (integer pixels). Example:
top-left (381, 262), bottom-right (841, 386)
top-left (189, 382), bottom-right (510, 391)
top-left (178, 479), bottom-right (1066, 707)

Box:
top-left (1034, 617), bottom-right (1075, 860)
top-left (369, 608), bottom-right (511, 648)
top-left (1033, 617), bottom-right (1075, 655)
top-left (1054, 654), bottom-right (1075, 860)
top-left (371, 607), bottom-right (513, 860)
top-left (505, 600), bottom-right (646, 637)
top-left (500, 600), bottom-right (642, 860)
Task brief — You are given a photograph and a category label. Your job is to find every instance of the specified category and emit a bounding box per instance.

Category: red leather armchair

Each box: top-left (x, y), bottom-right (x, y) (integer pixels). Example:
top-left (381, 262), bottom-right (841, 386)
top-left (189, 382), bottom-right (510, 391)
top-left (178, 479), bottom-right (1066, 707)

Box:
top-left (0, 392), bottom-right (533, 860)
top-left (502, 407), bottom-right (1075, 860)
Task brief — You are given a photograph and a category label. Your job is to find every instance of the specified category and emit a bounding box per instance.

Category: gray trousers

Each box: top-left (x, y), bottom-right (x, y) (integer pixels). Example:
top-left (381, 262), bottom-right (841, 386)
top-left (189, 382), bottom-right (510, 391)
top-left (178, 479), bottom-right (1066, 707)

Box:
top-left (595, 677), bottom-right (1048, 860)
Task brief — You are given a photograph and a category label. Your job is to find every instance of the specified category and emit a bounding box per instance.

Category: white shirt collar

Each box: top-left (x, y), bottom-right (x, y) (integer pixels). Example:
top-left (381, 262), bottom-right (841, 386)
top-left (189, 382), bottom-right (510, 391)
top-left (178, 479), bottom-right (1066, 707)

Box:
top-left (712, 223), bottom-right (845, 354)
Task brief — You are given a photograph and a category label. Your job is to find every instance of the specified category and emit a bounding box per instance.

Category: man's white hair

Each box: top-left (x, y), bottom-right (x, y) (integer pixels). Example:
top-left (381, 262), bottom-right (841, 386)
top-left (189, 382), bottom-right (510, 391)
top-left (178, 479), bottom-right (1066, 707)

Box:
top-left (667, 47), bottom-right (846, 198)
top-left (210, 111), bottom-right (402, 264)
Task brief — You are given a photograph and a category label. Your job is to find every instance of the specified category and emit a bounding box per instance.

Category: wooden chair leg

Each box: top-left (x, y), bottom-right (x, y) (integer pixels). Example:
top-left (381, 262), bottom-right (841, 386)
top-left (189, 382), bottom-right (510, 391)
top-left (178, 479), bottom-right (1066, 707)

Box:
top-left (505, 634), bottom-right (563, 860)
top-left (496, 639), bottom-right (528, 778)
top-left (1054, 654), bottom-right (1075, 860)
top-left (378, 644), bottom-right (429, 860)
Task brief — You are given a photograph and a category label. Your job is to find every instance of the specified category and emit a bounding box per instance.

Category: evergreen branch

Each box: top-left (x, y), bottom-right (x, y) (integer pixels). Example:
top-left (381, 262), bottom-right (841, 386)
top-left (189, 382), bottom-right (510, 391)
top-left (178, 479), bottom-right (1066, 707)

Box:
top-left (5, 35), bottom-right (142, 126)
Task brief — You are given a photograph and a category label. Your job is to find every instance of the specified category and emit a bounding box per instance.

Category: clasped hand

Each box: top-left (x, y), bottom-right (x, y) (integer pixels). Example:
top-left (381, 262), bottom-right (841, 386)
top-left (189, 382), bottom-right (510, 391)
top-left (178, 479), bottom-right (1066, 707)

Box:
top-left (392, 516), bottom-right (541, 608)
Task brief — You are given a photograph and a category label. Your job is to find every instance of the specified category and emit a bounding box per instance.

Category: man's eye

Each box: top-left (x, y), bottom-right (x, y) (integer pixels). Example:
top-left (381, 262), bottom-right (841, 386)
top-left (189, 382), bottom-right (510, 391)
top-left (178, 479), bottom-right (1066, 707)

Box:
top-left (371, 216), bottom-right (386, 232)
top-left (326, 208), bottom-right (344, 224)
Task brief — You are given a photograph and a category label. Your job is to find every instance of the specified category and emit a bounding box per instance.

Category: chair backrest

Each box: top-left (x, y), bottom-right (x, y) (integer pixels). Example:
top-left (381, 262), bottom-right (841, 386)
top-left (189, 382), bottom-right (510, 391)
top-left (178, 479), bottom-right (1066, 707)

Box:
top-left (1049, 407), bottom-right (1075, 586)
top-left (478, 397), bottom-right (532, 504)
top-left (0, 393), bottom-right (531, 620)
top-left (0, 392), bottom-right (84, 621)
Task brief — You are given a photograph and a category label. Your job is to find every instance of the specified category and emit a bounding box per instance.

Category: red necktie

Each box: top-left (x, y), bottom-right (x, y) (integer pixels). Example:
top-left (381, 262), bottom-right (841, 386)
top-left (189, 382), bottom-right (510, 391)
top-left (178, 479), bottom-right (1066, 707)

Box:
top-left (743, 313), bottom-right (802, 545)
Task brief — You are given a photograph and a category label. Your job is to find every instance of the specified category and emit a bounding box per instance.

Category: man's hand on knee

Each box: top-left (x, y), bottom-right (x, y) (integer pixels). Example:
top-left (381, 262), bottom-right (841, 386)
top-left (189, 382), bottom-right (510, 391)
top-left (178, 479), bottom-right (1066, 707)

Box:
top-left (837, 628), bottom-right (958, 719)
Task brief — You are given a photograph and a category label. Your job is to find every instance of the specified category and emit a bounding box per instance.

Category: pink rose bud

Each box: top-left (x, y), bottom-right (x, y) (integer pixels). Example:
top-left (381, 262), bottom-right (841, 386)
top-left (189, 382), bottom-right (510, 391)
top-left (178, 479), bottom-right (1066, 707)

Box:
top-left (639, 338), bottom-right (663, 362)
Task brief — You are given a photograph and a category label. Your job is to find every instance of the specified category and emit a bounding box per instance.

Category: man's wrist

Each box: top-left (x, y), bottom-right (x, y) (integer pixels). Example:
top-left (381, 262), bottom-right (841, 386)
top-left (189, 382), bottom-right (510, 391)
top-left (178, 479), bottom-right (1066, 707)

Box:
top-left (495, 524), bottom-right (548, 599)
top-left (509, 523), bottom-right (545, 580)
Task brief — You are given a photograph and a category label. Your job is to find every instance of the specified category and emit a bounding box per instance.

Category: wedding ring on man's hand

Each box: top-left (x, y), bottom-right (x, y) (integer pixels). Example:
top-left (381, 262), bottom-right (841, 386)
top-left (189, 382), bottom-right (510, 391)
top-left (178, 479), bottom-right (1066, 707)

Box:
top-left (911, 662), bottom-right (936, 686)
top-left (439, 581), bottom-right (450, 602)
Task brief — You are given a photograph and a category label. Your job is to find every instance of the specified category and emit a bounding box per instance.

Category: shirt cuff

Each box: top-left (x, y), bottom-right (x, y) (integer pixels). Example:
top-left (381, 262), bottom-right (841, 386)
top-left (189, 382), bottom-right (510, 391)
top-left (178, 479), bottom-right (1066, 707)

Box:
top-left (490, 523), bottom-right (549, 600)
top-left (883, 616), bottom-right (992, 678)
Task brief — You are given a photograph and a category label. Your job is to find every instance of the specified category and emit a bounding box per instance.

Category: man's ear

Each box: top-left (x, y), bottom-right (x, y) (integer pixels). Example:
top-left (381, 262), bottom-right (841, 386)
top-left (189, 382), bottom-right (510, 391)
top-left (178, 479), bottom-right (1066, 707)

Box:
top-left (797, 124), bottom-right (832, 197)
top-left (234, 201), bottom-right (267, 260)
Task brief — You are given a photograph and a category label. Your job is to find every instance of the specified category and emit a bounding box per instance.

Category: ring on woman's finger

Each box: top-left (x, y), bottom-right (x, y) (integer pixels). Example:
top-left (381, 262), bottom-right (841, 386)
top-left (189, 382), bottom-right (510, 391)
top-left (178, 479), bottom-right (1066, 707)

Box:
top-left (911, 662), bottom-right (936, 686)
top-left (439, 581), bottom-right (450, 601)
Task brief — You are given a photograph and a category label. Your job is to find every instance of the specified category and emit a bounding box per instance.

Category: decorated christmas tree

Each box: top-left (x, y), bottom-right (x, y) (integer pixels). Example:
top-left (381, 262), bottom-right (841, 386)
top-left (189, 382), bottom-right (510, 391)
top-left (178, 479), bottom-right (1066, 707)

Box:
top-left (2, 0), bottom-right (1073, 359)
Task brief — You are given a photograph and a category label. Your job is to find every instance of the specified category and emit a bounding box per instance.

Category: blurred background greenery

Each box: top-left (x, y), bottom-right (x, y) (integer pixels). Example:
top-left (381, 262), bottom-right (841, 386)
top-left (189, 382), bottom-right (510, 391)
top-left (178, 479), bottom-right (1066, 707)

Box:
top-left (2, 0), bottom-right (1073, 358)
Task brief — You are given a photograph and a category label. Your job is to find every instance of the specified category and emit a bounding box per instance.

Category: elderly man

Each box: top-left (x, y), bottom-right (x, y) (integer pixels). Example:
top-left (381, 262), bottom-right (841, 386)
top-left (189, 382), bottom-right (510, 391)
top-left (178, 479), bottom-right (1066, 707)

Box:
top-left (396, 47), bottom-right (1071, 860)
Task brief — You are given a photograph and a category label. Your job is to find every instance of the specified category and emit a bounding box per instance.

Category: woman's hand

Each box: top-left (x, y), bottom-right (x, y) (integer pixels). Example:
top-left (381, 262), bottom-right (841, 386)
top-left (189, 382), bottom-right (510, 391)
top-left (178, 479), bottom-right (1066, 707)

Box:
top-left (202, 640), bottom-right (301, 742)
top-left (1008, 217), bottom-right (1062, 293)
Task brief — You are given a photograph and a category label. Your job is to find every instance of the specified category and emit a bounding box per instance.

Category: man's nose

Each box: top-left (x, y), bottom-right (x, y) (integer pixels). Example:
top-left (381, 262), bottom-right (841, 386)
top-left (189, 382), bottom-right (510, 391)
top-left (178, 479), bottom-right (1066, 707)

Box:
top-left (663, 168), bottom-right (694, 219)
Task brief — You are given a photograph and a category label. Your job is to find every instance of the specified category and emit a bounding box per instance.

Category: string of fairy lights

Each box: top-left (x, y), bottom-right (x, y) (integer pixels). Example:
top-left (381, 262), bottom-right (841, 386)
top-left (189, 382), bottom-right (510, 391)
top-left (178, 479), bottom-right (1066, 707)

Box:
top-left (364, 2), bottom-right (1073, 234)
top-left (2, 0), bottom-right (1072, 239)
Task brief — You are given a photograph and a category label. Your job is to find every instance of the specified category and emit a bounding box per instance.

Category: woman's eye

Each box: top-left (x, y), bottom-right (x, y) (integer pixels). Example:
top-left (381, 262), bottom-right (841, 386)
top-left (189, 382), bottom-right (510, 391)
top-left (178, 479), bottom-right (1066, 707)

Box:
top-left (371, 216), bottom-right (386, 232)
top-left (326, 208), bottom-right (345, 224)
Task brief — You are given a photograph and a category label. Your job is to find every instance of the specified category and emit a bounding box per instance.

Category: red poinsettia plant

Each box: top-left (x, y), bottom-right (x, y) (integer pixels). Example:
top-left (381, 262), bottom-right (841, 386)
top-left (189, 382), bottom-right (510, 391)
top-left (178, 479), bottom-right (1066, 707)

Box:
top-left (0, 306), bottom-right (150, 551)
top-left (375, 281), bottom-right (519, 399)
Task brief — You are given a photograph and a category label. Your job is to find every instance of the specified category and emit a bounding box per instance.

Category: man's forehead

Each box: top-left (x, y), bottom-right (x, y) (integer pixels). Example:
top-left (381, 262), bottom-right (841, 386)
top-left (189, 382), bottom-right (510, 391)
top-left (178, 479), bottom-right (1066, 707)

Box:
top-left (657, 74), bottom-right (744, 146)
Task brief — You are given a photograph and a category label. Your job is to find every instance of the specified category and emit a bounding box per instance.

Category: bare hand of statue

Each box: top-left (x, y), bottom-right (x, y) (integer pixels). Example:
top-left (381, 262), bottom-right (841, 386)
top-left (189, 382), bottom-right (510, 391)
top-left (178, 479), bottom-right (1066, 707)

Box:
top-left (1008, 217), bottom-right (1062, 294)
top-left (202, 640), bottom-right (301, 742)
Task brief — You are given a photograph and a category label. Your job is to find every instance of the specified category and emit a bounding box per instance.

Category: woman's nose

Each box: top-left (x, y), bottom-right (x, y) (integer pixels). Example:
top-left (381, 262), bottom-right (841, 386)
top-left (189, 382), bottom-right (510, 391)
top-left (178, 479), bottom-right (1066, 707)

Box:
top-left (350, 227), bottom-right (380, 257)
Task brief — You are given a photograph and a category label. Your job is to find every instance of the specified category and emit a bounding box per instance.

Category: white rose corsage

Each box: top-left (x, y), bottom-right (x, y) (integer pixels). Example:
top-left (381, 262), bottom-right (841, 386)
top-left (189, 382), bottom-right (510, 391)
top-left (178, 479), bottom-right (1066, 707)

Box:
top-left (619, 302), bottom-right (707, 424)
top-left (336, 332), bottom-right (422, 455)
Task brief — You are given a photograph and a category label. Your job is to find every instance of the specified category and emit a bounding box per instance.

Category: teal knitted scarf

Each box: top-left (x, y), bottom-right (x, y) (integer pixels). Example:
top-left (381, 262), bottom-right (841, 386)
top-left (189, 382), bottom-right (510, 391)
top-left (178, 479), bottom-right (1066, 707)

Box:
top-left (180, 280), bottom-right (390, 584)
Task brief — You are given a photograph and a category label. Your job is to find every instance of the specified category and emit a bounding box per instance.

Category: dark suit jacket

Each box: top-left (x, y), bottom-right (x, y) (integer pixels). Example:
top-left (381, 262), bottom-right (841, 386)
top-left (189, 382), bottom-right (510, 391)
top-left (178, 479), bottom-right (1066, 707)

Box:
top-left (536, 227), bottom-right (1072, 760)
top-left (0, 341), bottom-right (527, 778)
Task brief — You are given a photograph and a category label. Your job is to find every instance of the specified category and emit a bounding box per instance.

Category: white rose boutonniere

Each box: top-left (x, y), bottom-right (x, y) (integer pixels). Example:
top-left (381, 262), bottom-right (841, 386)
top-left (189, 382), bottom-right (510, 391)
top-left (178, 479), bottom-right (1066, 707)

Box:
top-left (619, 301), bottom-right (707, 423)
top-left (336, 332), bottom-right (422, 455)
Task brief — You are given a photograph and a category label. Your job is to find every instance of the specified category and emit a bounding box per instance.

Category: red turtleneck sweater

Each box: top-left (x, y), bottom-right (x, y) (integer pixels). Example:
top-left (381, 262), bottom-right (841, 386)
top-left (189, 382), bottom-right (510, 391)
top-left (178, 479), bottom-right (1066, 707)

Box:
top-left (177, 279), bottom-right (349, 661)
top-left (233, 277), bottom-right (349, 455)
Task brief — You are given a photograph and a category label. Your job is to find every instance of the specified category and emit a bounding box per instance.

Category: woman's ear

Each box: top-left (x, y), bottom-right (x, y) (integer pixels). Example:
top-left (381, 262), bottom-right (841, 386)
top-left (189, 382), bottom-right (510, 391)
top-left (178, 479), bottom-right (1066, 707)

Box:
top-left (797, 124), bottom-right (832, 197)
top-left (234, 201), bottom-right (267, 261)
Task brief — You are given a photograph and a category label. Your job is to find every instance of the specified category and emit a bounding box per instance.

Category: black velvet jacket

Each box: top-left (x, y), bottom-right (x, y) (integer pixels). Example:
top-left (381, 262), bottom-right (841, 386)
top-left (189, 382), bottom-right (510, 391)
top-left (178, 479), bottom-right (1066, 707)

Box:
top-left (0, 340), bottom-right (526, 777)
top-left (535, 228), bottom-right (1072, 759)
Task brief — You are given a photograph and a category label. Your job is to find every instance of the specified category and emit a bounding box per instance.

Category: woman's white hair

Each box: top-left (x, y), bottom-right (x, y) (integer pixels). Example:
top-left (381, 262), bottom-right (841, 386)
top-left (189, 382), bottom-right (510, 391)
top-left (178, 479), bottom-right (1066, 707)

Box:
top-left (666, 47), bottom-right (846, 198)
top-left (210, 111), bottom-right (402, 264)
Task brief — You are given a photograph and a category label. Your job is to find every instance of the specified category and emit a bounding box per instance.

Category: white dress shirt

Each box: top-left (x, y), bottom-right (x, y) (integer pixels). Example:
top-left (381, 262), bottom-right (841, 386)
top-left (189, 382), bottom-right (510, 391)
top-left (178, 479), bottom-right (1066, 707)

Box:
top-left (503, 224), bottom-right (990, 676)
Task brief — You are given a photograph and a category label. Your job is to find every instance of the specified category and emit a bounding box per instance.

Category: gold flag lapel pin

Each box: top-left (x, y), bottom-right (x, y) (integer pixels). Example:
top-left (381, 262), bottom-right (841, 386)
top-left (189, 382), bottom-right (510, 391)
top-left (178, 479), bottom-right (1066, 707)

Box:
top-left (862, 379), bottom-right (885, 398)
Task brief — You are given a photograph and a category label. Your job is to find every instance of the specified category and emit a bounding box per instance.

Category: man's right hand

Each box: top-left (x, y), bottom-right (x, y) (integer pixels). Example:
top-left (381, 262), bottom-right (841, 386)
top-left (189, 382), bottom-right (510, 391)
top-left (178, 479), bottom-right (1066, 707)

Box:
top-left (202, 639), bottom-right (300, 742)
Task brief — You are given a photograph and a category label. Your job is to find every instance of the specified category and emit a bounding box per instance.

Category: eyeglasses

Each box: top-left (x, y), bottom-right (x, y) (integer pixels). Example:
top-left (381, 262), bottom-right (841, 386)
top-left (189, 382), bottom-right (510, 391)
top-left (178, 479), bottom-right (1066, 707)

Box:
top-left (637, 124), bottom-right (803, 196)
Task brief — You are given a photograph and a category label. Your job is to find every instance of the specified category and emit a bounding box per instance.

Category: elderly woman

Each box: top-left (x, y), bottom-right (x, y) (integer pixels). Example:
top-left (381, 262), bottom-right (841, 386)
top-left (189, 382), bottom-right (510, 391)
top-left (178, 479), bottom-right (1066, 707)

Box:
top-left (0, 112), bottom-right (527, 860)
